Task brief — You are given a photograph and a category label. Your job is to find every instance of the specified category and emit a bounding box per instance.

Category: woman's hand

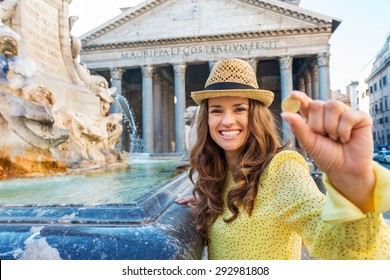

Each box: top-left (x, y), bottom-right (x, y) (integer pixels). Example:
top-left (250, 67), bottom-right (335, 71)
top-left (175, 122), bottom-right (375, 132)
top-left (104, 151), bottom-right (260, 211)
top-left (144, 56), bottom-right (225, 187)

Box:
top-left (281, 91), bottom-right (375, 213)
top-left (175, 195), bottom-right (196, 207)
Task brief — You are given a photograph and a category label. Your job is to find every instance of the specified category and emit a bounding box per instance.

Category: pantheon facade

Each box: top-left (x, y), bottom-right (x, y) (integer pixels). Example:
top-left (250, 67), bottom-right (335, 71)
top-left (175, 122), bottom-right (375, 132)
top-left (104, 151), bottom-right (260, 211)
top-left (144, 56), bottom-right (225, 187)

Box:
top-left (79, 0), bottom-right (340, 154)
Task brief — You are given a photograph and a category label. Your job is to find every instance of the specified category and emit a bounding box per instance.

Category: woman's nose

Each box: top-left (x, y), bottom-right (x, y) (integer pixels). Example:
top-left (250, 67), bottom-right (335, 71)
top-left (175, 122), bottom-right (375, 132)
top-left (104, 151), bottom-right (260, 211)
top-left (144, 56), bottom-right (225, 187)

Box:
top-left (222, 111), bottom-right (234, 126)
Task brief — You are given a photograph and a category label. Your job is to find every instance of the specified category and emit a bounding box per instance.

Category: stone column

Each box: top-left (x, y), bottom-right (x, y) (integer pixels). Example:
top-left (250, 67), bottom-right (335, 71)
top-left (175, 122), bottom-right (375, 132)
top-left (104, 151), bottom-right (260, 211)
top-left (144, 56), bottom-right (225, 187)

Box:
top-left (208, 61), bottom-right (217, 72)
top-left (153, 74), bottom-right (163, 153)
top-left (304, 71), bottom-right (312, 98)
top-left (168, 87), bottom-right (176, 152)
top-left (246, 58), bottom-right (259, 72)
top-left (110, 67), bottom-right (124, 96)
top-left (161, 80), bottom-right (171, 153)
top-left (141, 65), bottom-right (154, 153)
top-left (317, 53), bottom-right (331, 100)
top-left (174, 63), bottom-right (187, 154)
top-left (279, 56), bottom-right (294, 143)
top-left (311, 64), bottom-right (319, 100)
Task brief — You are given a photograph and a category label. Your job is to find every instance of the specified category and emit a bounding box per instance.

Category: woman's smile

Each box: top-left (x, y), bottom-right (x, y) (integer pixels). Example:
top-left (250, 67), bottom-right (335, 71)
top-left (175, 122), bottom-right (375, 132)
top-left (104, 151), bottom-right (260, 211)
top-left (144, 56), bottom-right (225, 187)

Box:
top-left (219, 129), bottom-right (242, 138)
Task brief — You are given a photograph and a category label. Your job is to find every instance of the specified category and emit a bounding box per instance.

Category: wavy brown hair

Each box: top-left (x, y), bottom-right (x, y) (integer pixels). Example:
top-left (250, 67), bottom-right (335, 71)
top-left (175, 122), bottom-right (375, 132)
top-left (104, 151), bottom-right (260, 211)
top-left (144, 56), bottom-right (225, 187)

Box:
top-left (189, 99), bottom-right (284, 240)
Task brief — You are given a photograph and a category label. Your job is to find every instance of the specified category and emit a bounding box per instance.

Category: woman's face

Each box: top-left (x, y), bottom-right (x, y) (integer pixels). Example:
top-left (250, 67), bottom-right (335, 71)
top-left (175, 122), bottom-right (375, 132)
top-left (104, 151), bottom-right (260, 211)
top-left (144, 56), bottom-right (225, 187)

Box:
top-left (208, 97), bottom-right (250, 158)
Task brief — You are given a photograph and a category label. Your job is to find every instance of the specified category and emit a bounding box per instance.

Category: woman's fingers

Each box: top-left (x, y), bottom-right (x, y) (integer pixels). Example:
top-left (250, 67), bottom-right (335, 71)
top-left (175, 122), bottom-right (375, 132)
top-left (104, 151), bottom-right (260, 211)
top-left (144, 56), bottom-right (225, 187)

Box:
top-left (308, 100), bottom-right (326, 136)
top-left (281, 111), bottom-right (315, 154)
top-left (323, 100), bottom-right (344, 141)
top-left (336, 109), bottom-right (373, 144)
top-left (290, 91), bottom-right (312, 118)
top-left (175, 195), bottom-right (196, 205)
top-left (287, 92), bottom-right (353, 141)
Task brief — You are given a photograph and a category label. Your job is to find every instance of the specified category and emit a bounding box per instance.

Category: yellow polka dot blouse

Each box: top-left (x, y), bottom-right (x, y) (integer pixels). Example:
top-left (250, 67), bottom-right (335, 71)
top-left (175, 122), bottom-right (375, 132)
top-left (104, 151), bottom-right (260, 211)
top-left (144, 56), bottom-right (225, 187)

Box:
top-left (208, 150), bottom-right (390, 259)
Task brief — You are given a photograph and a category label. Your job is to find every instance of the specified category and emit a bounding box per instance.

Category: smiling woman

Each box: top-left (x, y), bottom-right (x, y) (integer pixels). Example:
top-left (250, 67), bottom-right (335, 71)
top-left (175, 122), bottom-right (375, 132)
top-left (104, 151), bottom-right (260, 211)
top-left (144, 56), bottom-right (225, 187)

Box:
top-left (176, 58), bottom-right (390, 260)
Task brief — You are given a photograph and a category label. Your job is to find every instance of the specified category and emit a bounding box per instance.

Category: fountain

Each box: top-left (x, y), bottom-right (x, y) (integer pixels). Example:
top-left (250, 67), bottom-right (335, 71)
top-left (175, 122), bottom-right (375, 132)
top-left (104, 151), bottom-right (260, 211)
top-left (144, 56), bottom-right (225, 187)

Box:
top-left (0, 0), bottom-right (202, 259)
top-left (0, 0), bottom-right (126, 178)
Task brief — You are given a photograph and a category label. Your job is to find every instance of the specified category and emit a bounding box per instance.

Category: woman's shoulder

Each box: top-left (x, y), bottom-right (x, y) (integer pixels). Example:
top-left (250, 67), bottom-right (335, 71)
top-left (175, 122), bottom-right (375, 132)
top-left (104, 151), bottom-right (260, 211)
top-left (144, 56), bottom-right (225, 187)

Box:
top-left (267, 150), bottom-right (309, 173)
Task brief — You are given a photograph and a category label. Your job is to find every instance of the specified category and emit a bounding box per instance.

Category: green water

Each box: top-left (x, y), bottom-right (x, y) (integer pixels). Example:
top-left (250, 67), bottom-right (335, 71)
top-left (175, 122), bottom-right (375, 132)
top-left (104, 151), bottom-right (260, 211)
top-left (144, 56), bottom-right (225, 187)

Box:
top-left (0, 159), bottom-right (179, 206)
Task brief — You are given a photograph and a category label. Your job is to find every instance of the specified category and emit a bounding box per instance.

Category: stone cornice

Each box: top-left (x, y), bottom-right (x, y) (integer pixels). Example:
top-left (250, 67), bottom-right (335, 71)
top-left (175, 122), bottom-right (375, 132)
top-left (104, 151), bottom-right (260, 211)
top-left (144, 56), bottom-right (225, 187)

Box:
top-left (81, 26), bottom-right (332, 52)
top-left (81, 0), bottom-right (335, 46)
top-left (241, 0), bottom-right (329, 24)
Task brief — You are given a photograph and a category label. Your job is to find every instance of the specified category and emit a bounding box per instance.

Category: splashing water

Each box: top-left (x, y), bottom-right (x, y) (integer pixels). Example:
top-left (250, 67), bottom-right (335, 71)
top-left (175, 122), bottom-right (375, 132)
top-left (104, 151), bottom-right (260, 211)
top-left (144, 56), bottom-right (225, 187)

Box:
top-left (115, 95), bottom-right (143, 153)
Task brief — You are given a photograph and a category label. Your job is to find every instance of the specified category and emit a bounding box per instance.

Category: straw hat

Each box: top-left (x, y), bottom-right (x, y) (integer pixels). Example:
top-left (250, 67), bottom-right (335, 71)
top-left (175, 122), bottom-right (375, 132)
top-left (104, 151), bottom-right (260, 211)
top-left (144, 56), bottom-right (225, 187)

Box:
top-left (191, 58), bottom-right (274, 107)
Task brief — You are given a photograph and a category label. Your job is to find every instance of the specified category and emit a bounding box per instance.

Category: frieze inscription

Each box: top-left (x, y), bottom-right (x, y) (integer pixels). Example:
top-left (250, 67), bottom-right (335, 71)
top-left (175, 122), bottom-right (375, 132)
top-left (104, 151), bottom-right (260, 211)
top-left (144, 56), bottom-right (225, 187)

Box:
top-left (121, 41), bottom-right (278, 60)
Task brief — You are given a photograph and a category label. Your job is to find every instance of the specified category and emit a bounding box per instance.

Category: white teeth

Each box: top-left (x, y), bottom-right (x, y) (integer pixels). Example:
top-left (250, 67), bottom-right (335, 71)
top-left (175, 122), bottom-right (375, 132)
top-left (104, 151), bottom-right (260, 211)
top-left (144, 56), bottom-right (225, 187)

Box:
top-left (221, 130), bottom-right (240, 136)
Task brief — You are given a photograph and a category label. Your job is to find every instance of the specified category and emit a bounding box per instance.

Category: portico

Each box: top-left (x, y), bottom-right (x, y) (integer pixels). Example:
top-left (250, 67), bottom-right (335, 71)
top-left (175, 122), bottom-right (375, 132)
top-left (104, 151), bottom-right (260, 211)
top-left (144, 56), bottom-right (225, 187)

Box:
top-left (79, 0), bottom-right (339, 153)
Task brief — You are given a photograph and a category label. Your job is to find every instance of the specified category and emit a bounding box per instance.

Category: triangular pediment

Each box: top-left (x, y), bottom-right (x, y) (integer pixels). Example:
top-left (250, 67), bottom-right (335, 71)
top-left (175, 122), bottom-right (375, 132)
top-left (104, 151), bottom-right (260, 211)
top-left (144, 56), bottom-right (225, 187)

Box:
top-left (80, 0), bottom-right (339, 49)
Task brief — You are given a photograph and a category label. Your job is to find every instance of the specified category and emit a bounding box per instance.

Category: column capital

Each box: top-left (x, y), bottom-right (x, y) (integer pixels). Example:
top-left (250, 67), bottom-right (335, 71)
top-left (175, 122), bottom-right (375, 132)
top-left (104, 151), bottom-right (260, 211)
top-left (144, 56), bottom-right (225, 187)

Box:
top-left (173, 63), bottom-right (187, 76)
top-left (141, 65), bottom-right (154, 78)
top-left (317, 53), bottom-right (330, 67)
top-left (279, 56), bottom-right (293, 71)
top-left (110, 67), bottom-right (124, 80)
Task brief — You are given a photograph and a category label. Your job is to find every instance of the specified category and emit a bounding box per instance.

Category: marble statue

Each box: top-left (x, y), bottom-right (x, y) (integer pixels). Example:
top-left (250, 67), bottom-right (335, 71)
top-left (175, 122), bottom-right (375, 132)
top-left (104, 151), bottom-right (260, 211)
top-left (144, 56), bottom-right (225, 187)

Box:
top-left (174, 105), bottom-right (199, 174)
top-left (184, 105), bottom-right (199, 152)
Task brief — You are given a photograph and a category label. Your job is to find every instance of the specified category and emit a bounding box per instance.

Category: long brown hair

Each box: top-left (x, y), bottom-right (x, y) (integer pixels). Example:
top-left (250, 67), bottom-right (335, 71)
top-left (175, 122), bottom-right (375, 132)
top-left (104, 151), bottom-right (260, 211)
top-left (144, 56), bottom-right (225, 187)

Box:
top-left (189, 99), bottom-right (284, 239)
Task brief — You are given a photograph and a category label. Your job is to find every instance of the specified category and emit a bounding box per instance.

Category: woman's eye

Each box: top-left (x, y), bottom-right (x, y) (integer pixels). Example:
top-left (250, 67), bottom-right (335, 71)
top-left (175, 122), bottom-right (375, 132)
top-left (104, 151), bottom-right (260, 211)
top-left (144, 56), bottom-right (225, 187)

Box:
top-left (235, 106), bottom-right (248, 112)
top-left (209, 109), bottom-right (223, 114)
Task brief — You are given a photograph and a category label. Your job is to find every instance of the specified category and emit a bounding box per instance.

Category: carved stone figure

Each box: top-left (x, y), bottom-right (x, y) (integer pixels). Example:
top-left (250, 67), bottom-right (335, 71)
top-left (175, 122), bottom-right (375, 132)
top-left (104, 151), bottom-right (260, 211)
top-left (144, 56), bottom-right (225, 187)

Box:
top-left (0, 90), bottom-right (70, 178)
top-left (69, 15), bottom-right (118, 117)
top-left (0, 0), bottom-right (17, 27)
top-left (93, 76), bottom-right (117, 117)
top-left (184, 105), bottom-right (199, 152)
top-left (177, 105), bottom-right (199, 167)
top-left (69, 15), bottom-right (82, 61)
top-left (53, 108), bottom-right (123, 165)
top-left (0, 91), bottom-right (69, 149)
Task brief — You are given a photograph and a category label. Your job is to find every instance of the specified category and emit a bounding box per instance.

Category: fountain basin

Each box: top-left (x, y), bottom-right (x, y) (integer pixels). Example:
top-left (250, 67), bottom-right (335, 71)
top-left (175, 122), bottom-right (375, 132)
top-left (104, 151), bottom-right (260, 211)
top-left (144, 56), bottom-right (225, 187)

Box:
top-left (0, 159), bottom-right (203, 260)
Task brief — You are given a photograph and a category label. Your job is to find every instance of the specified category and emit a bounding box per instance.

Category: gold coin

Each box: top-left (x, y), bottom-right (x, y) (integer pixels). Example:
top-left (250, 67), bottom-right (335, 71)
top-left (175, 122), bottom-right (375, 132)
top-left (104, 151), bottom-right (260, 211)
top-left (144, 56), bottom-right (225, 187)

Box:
top-left (282, 96), bottom-right (301, 113)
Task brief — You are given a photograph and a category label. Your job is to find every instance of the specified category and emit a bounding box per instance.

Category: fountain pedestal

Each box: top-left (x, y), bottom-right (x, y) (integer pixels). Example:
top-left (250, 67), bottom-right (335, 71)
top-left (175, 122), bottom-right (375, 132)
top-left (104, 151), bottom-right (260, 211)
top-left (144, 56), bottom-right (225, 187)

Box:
top-left (0, 172), bottom-right (204, 259)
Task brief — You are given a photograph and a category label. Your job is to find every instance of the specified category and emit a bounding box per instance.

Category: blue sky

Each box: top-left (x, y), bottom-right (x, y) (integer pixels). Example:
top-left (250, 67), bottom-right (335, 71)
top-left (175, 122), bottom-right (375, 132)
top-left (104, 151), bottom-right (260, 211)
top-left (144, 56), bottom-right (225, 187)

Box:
top-left (69, 0), bottom-right (390, 92)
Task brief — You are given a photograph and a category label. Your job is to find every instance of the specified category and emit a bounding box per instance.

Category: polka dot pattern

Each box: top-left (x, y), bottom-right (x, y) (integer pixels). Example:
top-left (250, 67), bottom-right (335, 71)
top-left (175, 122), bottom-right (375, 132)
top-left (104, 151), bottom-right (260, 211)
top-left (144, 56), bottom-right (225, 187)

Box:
top-left (207, 150), bottom-right (390, 259)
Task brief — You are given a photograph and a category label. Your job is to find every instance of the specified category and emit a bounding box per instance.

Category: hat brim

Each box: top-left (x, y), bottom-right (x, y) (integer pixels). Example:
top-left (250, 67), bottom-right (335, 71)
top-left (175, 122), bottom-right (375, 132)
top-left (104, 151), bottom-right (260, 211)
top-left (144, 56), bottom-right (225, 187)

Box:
top-left (191, 89), bottom-right (274, 107)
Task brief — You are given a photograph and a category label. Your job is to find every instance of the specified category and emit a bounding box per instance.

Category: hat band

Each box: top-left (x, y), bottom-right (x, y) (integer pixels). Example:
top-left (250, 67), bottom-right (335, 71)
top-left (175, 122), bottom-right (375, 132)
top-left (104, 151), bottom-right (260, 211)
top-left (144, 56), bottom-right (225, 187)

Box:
top-left (204, 82), bottom-right (256, 91)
